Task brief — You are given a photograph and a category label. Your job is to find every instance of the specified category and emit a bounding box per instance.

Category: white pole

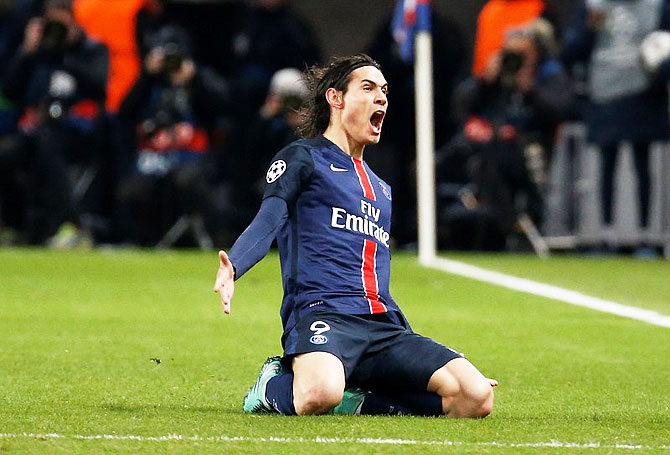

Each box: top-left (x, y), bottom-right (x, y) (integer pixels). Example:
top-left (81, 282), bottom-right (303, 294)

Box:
top-left (415, 30), bottom-right (436, 264)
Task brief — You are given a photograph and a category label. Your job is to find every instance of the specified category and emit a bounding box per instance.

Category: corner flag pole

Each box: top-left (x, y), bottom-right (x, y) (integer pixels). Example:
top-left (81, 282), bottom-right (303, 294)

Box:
top-left (414, 1), bottom-right (436, 264)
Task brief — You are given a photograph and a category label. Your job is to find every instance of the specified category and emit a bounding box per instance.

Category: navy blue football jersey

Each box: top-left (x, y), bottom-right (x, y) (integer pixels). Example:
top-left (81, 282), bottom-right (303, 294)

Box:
top-left (262, 136), bottom-right (402, 339)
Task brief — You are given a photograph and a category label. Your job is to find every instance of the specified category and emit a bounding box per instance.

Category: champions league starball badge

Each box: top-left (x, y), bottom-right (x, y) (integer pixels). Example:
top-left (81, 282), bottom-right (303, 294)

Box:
top-left (266, 159), bottom-right (287, 183)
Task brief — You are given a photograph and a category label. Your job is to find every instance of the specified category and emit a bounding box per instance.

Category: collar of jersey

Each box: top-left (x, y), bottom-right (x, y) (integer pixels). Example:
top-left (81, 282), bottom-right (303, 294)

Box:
top-left (319, 135), bottom-right (364, 166)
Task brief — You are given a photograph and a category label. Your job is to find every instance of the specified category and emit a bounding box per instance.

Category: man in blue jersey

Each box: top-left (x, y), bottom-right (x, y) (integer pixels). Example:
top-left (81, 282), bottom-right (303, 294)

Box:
top-left (214, 54), bottom-right (497, 417)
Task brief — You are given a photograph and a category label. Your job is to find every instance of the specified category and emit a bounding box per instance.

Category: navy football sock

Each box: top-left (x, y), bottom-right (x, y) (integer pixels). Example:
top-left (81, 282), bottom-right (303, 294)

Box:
top-left (360, 391), bottom-right (443, 416)
top-left (265, 372), bottom-right (296, 415)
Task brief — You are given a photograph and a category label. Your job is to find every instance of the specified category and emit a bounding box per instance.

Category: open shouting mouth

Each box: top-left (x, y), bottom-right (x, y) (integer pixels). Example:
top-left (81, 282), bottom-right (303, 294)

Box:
top-left (370, 110), bottom-right (385, 134)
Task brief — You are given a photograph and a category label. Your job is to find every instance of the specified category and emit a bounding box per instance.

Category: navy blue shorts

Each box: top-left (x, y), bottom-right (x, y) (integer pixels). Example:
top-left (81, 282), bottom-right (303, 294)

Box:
top-left (282, 310), bottom-right (463, 393)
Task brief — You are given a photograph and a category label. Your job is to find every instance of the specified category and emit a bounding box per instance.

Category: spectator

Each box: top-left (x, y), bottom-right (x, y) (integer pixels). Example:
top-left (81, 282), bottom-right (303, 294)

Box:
top-left (444, 18), bottom-right (572, 249)
top-left (231, 67), bottom-right (308, 228)
top-left (1, 0), bottom-right (108, 247)
top-left (116, 24), bottom-right (230, 246)
top-left (562, 0), bottom-right (670, 251)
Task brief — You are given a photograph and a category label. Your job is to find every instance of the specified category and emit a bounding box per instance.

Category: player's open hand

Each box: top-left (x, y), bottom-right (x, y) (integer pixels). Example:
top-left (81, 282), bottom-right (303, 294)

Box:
top-left (213, 250), bottom-right (235, 314)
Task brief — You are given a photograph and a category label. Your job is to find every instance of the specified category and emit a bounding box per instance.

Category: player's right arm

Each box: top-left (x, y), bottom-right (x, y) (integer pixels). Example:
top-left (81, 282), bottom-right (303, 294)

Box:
top-left (213, 144), bottom-right (314, 315)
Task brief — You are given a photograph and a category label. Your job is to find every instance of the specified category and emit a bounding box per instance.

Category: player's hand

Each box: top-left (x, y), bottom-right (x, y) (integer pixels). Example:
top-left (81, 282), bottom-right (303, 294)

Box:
top-left (213, 250), bottom-right (235, 315)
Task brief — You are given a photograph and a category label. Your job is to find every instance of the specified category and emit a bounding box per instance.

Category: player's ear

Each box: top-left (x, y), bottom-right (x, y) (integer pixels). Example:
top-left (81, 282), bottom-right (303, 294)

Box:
top-left (325, 88), bottom-right (344, 109)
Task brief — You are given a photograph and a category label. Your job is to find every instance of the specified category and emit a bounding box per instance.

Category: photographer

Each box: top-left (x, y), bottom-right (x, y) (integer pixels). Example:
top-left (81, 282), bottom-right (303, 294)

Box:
top-left (0, 0), bottom-right (108, 246)
top-left (116, 25), bottom-right (230, 246)
top-left (445, 19), bottom-right (572, 248)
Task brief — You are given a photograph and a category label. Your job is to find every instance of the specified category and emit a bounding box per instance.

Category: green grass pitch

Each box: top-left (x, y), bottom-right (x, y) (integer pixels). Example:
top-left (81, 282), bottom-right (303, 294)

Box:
top-left (1, 248), bottom-right (669, 454)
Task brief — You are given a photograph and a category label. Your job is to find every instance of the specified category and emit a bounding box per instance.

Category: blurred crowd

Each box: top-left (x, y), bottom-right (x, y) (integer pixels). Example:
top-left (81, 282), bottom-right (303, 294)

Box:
top-left (0, 0), bottom-right (321, 248)
top-left (0, 0), bottom-right (668, 254)
top-left (438, 0), bottom-right (670, 255)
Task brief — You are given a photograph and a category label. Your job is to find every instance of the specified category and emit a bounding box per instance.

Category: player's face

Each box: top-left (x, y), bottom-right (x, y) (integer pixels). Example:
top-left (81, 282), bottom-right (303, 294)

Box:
top-left (341, 66), bottom-right (388, 146)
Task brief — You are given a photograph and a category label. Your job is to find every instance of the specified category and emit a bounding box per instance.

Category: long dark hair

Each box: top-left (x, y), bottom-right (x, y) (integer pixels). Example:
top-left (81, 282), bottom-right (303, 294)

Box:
top-left (297, 53), bottom-right (381, 139)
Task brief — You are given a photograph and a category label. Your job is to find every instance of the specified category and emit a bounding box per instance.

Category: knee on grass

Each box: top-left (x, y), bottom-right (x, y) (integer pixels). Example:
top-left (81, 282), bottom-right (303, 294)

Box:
top-left (451, 380), bottom-right (494, 418)
top-left (293, 383), bottom-right (344, 415)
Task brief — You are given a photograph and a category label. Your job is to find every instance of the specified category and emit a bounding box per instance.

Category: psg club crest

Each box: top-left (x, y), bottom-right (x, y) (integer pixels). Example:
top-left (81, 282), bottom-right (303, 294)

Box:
top-left (266, 159), bottom-right (287, 183)
top-left (309, 335), bottom-right (328, 345)
top-left (378, 181), bottom-right (391, 200)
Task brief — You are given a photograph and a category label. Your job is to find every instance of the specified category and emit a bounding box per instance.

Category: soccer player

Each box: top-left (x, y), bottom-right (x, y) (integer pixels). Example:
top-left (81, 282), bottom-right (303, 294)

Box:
top-left (214, 54), bottom-right (497, 417)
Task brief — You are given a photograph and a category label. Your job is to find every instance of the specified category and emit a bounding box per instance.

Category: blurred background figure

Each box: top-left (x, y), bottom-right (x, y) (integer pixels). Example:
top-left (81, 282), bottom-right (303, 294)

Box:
top-left (116, 24), bottom-right (230, 247)
top-left (0, 0), bottom-right (108, 247)
top-left (439, 18), bottom-right (572, 250)
top-left (230, 67), bottom-right (308, 229)
top-left (562, 0), bottom-right (670, 255)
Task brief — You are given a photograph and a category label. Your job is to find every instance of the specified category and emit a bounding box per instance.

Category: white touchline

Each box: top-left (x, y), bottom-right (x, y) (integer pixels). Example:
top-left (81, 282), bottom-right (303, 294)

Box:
top-left (425, 257), bottom-right (670, 328)
top-left (0, 433), bottom-right (667, 450)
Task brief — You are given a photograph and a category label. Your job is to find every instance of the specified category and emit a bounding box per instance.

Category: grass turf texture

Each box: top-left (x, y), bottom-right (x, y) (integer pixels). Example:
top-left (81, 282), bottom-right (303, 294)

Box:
top-left (1, 248), bottom-right (669, 454)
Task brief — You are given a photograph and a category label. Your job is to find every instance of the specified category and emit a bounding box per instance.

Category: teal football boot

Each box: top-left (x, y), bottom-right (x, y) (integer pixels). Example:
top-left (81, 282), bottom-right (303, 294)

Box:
top-left (242, 356), bottom-right (283, 413)
top-left (331, 388), bottom-right (367, 415)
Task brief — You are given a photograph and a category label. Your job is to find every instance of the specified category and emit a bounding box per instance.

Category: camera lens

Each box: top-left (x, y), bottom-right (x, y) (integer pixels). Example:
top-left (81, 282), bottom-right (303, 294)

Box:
top-left (41, 20), bottom-right (68, 50)
top-left (501, 52), bottom-right (524, 76)
top-left (162, 43), bottom-right (184, 73)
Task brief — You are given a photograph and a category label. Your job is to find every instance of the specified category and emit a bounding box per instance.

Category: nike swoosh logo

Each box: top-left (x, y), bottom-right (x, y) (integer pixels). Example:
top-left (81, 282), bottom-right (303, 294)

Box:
top-left (330, 164), bottom-right (348, 172)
